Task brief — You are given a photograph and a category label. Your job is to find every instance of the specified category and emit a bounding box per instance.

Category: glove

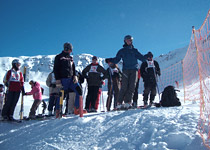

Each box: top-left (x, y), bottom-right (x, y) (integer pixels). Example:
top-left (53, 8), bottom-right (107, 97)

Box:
top-left (56, 80), bottom-right (62, 88)
top-left (105, 58), bottom-right (111, 63)
top-left (73, 76), bottom-right (78, 84)
top-left (50, 84), bottom-right (56, 88)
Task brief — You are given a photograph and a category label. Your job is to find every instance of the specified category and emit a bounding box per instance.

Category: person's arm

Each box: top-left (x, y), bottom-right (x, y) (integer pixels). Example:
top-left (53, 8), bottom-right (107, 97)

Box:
top-left (53, 55), bottom-right (60, 80)
top-left (135, 49), bottom-right (146, 62)
top-left (155, 61), bottom-right (161, 76)
top-left (106, 49), bottom-right (122, 64)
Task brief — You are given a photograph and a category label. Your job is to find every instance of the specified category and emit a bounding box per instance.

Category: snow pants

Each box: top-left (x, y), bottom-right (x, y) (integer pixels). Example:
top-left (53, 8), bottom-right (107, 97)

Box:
top-left (85, 86), bottom-right (99, 110)
top-left (2, 91), bottom-right (20, 118)
top-left (143, 82), bottom-right (157, 104)
top-left (48, 93), bottom-right (58, 112)
top-left (56, 78), bottom-right (82, 110)
top-left (106, 78), bottom-right (120, 111)
top-left (29, 99), bottom-right (42, 118)
top-left (117, 70), bottom-right (138, 104)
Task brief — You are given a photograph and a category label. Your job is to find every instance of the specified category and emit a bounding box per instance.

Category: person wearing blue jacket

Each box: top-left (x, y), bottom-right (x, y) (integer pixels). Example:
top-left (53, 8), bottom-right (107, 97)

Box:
top-left (105, 35), bottom-right (146, 110)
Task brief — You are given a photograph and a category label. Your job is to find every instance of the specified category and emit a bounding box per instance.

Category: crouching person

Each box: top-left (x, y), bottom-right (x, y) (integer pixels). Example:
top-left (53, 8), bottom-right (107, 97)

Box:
top-left (25, 80), bottom-right (42, 119)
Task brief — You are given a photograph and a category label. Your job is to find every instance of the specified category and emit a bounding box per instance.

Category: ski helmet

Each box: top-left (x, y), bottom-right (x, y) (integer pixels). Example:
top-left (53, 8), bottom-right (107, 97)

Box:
top-left (12, 59), bottom-right (21, 65)
top-left (12, 59), bottom-right (21, 69)
top-left (124, 35), bottom-right (133, 41)
top-left (63, 42), bottom-right (73, 51)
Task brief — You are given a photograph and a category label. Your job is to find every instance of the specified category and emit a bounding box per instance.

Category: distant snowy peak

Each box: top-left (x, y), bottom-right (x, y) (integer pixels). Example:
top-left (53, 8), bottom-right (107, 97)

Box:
top-left (155, 46), bottom-right (188, 69)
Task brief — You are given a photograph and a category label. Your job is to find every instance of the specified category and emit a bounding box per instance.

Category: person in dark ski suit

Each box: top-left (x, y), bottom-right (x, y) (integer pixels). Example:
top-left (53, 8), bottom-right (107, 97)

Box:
top-left (53, 42), bottom-right (83, 117)
top-left (140, 52), bottom-right (161, 106)
top-left (105, 62), bottom-right (122, 111)
top-left (82, 56), bottom-right (106, 112)
top-left (2, 59), bottom-right (24, 121)
top-left (105, 35), bottom-right (146, 110)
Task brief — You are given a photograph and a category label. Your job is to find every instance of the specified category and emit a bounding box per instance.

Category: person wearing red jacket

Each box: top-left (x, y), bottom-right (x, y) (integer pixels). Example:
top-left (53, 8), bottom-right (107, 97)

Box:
top-left (2, 59), bottom-right (24, 121)
top-left (25, 80), bottom-right (42, 119)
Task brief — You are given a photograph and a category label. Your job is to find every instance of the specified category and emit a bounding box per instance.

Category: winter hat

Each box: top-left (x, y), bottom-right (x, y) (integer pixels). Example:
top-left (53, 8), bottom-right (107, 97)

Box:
top-left (147, 52), bottom-right (153, 58)
top-left (92, 56), bottom-right (98, 60)
top-left (63, 42), bottom-right (73, 51)
top-left (29, 80), bottom-right (35, 85)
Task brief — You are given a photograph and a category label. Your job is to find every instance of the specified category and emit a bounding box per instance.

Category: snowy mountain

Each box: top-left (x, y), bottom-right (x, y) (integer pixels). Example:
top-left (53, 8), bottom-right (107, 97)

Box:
top-left (1, 47), bottom-right (207, 150)
top-left (0, 47), bottom-right (188, 95)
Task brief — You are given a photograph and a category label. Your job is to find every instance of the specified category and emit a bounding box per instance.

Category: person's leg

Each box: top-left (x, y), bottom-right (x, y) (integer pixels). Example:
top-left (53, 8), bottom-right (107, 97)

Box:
top-left (90, 86), bottom-right (99, 110)
top-left (143, 82), bottom-right (150, 106)
top-left (124, 70), bottom-right (138, 104)
top-left (8, 91), bottom-right (20, 119)
top-left (117, 70), bottom-right (129, 104)
top-left (29, 99), bottom-right (42, 118)
top-left (2, 91), bottom-right (14, 119)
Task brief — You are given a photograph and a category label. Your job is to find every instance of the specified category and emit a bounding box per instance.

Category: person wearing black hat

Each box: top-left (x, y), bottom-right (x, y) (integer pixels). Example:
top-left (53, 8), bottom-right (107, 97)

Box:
top-left (105, 35), bottom-right (146, 110)
top-left (82, 56), bottom-right (106, 112)
top-left (53, 42), bottom-right (83, 116)
top-left (140, 52), bottom-right (161, 106)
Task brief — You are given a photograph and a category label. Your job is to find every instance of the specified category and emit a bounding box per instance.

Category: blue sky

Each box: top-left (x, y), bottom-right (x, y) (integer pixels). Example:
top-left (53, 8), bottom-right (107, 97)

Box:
top-left (0, 0), bottom-right (209, 58)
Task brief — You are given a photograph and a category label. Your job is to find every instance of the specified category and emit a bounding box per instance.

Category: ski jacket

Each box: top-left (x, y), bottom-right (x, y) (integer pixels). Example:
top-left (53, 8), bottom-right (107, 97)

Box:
top-left (46, 72), bottom-right (60, 94)
top-left (3, 69), bottom-right (24, 92)
top-left (53, 51), bottom-right (76, 80)
top-left (109, 45), bottom-right (146, 71)
top-left (82, 63), bottom-right (106, 86)
top-left (26, 82), bottom-right (42, 100)
top-left (140, 60), bottom-right (160, 84)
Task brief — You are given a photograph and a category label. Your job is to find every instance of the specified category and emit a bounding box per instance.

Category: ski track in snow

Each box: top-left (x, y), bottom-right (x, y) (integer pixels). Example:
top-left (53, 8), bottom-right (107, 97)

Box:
top-left (0, 103), bottom-right (207, 150)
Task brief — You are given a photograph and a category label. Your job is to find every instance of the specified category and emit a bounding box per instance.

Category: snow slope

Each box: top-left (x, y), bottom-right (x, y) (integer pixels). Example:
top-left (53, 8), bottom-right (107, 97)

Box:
top-left (0, 93), bottom-right (207, 150)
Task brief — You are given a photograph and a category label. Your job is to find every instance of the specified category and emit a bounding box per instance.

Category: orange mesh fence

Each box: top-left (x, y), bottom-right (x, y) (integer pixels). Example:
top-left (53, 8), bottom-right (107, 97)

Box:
top-left (138, 10), bottom-right (210, 148)
top-left (182, 10), bottom-right (210, 148)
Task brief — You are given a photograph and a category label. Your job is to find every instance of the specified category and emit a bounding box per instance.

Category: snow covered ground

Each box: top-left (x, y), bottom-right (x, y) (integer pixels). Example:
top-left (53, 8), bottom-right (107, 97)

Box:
top-left (0, 90), bottom-right (207, 150)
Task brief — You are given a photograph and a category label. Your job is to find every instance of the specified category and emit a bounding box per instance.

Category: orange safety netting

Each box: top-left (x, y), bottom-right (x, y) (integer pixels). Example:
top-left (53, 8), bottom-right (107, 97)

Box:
top-left (160, 10), bottom-right (210, 148)
top-left (139, 10), bottom-right (210, 148)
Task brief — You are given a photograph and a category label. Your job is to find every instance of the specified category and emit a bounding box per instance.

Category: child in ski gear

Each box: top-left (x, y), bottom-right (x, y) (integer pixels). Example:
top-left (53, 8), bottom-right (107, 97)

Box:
top-left (46, 71), bottom-right (60, 116)
top-left (53, 42), bottom-right (83, 117)
top-left (105, 35), bottom-right (146, 110)
top-left (140, 52), bottom-right (161, 106)
top-left (25, 80), bottom-right (42, 119)
top-left (105, 62), bottom-right (122, 111)
top-left (132, 69), bottom-right (141, 108)
top-left (2, 59), bottom-right (24, 121)
top-left (0, 84), bottom-right (4, 117)
top-left (82, 56), bottom-right (106, 112)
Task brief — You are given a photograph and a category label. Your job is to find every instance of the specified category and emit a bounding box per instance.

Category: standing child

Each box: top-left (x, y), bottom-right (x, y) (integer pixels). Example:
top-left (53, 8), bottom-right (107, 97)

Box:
top-left (25, 80), bottom-right (42, 119)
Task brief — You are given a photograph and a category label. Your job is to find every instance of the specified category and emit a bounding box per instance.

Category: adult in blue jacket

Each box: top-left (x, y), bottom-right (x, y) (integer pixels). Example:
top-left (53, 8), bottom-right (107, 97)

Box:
top-left (105, 35), bottom-right (146, 110)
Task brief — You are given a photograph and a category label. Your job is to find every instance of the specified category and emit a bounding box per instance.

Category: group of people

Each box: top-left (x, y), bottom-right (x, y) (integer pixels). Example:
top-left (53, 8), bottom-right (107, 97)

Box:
top-left (0, 34), bottom-right (161, 121)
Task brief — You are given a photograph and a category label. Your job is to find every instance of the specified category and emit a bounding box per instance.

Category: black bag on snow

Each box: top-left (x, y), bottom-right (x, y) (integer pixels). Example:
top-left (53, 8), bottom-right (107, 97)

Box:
top-left (160, 85), bottom-right (181, 107)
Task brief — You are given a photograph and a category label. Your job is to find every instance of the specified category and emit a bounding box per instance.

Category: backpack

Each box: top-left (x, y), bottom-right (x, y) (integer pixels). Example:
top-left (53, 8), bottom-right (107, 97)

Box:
top-left (160, 85), bottom-right (181, 107)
